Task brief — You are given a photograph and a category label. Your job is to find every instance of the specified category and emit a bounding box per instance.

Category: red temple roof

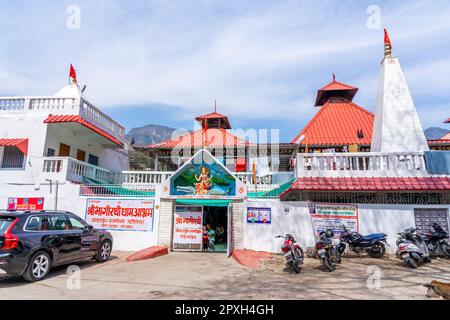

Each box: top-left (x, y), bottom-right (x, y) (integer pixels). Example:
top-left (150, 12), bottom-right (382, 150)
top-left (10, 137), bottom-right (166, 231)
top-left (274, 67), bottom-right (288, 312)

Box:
top-left (44, 115), bottom-right (123, 147)
top-left (315, 77), bottom-right (359, 107)
top-left (146, 128), bottom-right (252, 149)
top-left (291, 98), bottom-right (374, 146)
top-left (281, 177), bottom-right (450, 197)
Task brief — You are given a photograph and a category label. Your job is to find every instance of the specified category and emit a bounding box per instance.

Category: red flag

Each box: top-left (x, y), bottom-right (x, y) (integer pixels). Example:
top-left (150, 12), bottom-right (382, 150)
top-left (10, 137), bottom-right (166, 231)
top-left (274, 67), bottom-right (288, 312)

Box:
top-left (384, 29), bottom-right (392, 48)
top-left (69, 64), bottom-right (77, 84)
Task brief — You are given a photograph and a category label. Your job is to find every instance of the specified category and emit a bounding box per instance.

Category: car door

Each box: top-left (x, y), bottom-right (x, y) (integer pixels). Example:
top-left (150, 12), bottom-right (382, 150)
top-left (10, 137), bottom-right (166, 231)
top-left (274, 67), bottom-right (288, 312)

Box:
top-left (66, 214), bottom-right (99, 259)
top-left (47, 214), bottom-right (82, 263)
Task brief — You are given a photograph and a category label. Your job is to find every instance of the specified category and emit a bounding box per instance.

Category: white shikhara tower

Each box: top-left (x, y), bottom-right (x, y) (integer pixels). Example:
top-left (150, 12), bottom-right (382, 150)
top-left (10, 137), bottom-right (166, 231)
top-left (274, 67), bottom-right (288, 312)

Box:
top-left (371, 29), bottom-right (429, 153)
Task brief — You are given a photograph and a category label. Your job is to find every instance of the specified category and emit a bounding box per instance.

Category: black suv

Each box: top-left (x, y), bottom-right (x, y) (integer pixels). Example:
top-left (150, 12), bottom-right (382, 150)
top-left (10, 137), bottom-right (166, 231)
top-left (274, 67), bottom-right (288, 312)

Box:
top-left (0, 210), bottom-right (113, 282)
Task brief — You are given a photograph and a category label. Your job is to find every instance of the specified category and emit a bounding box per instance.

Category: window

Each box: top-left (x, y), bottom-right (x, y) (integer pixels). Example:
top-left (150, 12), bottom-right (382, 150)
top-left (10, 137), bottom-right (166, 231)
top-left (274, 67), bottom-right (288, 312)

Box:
top-left (68, 216), bottom-right (86, 230)
top-left (47, 148), bottom-right (56, 157)
top-left (1, 146), bottom-right (25, 169)
top-left (0, 217), bottom-right (16, 235)
top-left (25, 216), bottom-right (48, 231)
top-left (88, 154), bottom-right (99, 166)
top-left (48, 214), bottom-right (71, 231)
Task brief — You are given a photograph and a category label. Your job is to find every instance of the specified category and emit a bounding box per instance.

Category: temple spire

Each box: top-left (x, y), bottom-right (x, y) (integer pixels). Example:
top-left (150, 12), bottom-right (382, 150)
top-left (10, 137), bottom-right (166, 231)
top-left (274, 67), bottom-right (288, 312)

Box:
top-left (371, 29), bottom-right (429, 153)
top-left (384, 28), bottom-right (392, 57)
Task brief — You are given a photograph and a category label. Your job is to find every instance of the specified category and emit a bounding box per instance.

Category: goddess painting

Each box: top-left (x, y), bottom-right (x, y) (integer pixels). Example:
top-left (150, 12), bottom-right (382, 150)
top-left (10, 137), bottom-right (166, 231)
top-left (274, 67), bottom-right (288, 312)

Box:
top-left (194, 166), bottom-right (212, 195)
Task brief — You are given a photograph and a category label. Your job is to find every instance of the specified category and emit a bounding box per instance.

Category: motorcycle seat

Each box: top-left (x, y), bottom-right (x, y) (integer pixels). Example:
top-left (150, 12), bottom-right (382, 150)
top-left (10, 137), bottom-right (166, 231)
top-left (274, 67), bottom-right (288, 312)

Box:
top-left (360, 233), bottom-right (385, 241)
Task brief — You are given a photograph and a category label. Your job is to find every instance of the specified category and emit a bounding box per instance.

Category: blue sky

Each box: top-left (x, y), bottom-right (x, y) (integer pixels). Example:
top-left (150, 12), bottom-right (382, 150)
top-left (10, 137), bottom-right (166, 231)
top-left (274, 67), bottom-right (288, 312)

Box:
top-left (1, 0), bottom-right (450, 141)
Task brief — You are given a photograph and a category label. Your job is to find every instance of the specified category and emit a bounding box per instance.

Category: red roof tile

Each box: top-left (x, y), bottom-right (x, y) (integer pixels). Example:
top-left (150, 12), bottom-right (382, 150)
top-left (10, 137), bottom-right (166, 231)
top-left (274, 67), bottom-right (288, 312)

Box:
top-left (0, 138), bottom-right (28, 155)
top-left (281, 177), bottom-right (450, 196)
top-left (146, 128), bottom-right (252, 149)
top-left (291, 99), bottom-right (374, 146)
top-left (43, 115), bottom-right (123, 146)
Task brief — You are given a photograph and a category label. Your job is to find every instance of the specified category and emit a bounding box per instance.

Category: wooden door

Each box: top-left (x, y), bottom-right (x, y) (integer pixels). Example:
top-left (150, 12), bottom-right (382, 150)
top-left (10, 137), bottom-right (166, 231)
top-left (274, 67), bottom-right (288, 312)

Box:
top-left (59, 143), bottom-right (71, 157)
top-left (76, 149), bottom-right (86, 162)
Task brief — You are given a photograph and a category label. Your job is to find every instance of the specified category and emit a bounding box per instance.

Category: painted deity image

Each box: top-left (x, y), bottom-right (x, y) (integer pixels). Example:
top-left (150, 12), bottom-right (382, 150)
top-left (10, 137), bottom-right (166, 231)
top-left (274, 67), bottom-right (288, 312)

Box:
top-left (194, 166), bottom-right (212, 195)
top-left (170, 154), bottom-right (236, 197)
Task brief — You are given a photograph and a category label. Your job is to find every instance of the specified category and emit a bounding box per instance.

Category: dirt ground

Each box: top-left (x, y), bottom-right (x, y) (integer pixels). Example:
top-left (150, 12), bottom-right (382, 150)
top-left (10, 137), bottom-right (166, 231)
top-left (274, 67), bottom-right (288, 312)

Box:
top-left (0, 251), bottom-right (449, 300)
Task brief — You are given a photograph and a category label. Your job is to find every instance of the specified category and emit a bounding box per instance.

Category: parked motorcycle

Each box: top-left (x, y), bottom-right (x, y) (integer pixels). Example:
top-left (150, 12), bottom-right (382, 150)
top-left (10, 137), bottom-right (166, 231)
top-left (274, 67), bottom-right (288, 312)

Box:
top-left (315, 229), bottom-right (341, 272)
top-left (275, 234), bottom-right (304, 273)
top-left (396, 228), bottom-right (431, 268)
top-left (419, 223), bottom-right (450, 258)
top-left (339, 224), bottom-right (388, 258)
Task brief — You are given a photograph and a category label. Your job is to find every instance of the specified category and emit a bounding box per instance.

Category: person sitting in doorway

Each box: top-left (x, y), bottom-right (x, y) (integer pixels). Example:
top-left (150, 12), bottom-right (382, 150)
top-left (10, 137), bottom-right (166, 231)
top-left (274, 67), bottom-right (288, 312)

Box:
top-left (206, 224), bottom-right (215, 251)
top-left (215, 225), bottom-right (225, 243)
top-left (202, 225), bottom-right (209, 251)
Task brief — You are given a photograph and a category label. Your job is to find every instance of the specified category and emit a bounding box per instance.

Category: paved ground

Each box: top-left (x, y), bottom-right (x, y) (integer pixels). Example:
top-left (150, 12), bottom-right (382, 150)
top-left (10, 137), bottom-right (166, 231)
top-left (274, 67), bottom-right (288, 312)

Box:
top-left (1, 251), bottom-right (449, 300)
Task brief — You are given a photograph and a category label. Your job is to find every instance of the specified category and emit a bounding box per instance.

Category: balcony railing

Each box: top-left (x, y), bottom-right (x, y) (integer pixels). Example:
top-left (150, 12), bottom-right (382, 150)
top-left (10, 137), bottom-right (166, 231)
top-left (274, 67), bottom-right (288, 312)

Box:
top-left (118, 170), bottom-right (280, 192)
top-left (0, 96), bottom-right (125, 144)
top-left (296, 152), bottom-right (428, 178)
top-left (42, 157), bottom-right (114, 184)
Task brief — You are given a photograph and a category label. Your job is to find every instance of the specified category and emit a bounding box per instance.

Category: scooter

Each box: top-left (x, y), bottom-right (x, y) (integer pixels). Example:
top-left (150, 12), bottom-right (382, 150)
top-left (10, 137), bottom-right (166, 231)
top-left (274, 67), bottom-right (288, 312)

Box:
top-left (419, 223), bottom-right (450, 258)
top-left (275, 234), bottom-right (304, 273)
top-left (315, 229), bottom-right (341, 272)
top-left (396, 228), bottom-right (431, 268)
top-left (339, 224), bottom-right (388, 258)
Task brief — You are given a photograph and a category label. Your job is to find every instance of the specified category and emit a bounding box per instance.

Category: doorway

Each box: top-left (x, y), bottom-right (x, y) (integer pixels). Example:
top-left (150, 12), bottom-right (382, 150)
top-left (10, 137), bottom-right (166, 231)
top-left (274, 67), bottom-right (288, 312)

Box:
top-left (59, 143), bottom-right (71, 157)
top-left (203, 206), bottom-right (228, 253)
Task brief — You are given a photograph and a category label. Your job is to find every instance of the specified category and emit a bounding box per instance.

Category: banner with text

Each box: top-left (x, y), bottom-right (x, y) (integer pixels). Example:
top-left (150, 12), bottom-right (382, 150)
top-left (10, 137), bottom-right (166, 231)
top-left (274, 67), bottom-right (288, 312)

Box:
top-left (7, 197), bottom-right (44, 211)
top-left (85, 198), bottom-right (154, 231)
top-left (173, 205), bottom-right (203, 250)
top-left (308, 203), bottom-right (359, 238)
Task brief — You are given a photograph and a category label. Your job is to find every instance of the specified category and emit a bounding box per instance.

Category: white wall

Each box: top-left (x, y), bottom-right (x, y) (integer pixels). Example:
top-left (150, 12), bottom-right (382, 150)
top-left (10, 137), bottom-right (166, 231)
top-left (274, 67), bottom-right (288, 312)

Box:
top-left (244, 200), bottom-right (316, 253)
top-left (244, 200), bottom-right (450, 254)
top-left (0, 182), bottom-right (159, 252)
top-left (0, 113), bottom-right (49, 184)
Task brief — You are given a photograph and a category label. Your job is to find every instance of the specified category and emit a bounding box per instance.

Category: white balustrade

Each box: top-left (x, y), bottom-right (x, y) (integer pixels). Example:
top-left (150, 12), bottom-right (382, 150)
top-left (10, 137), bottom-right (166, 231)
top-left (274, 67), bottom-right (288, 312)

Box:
top-left (296, 152), bottom-right (428, 178)
top-left (0, 96), bottom-right (125, 144)
top-left (42, 157), bottom-right (113, 184)
top-left (119, 170), bottom-right (279, 192)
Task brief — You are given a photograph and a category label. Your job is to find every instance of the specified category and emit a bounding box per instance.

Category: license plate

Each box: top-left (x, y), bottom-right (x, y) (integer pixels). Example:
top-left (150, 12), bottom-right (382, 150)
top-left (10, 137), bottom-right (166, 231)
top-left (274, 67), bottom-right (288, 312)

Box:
top-left (401, 253), bottom-right (409, 258)
top-left (317, 249), bottom-right (326, 255)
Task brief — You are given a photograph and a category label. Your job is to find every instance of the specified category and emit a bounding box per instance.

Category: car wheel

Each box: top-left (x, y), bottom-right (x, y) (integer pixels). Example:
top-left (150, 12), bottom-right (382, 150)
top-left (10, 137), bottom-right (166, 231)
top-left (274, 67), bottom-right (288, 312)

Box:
top-left (23, 251), bottom-right (52, 282)
top-left (96, 240), bottom-right (112, 263)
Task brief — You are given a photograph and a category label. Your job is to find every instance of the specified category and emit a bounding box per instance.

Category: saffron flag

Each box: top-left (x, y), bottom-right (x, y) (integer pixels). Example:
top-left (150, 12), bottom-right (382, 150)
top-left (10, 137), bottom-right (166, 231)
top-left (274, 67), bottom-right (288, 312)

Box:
top-left (384, 29), bottom-right (392, 48)
top-left (69, 64), bottom-right (77, 84)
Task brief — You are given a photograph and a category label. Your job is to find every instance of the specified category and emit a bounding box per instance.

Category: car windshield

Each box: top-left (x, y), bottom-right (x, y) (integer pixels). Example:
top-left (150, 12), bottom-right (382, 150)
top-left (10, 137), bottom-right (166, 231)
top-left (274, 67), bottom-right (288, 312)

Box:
top-left (0, 217), bottom-right (16, 235)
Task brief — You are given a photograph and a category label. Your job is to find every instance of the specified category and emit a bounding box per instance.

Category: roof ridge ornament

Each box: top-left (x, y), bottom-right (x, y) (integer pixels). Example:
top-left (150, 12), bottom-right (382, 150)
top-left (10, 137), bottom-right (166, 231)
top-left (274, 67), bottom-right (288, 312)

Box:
top-left (384, 28), bottom-right (392, 57)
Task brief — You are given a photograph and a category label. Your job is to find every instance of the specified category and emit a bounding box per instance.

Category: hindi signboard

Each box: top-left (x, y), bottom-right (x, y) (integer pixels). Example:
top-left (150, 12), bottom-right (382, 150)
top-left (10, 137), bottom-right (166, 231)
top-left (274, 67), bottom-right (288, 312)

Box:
top-left (7, 197), bottom-right (44, 211)
top-left (173, 205), bottom-right (203, 251)
top-left (308, 203), bottom-right (359, 237)
top-left (85, 198), bottom-right (154, 232)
